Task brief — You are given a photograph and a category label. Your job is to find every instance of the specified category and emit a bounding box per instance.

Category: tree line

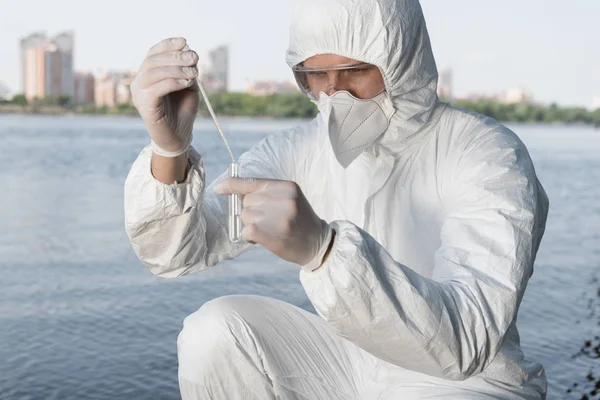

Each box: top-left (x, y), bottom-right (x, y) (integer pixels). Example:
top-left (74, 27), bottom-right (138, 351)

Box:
top-left (2, 92), bottom-right (599, 126)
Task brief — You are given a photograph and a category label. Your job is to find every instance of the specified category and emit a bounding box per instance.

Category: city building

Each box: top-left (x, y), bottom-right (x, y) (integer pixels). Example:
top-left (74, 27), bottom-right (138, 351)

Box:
top-left (591, 96), bottom-right (600, 111)
top-left (437, 68), bottom-right (453, 100)
top-left (94, 71), bottom-right (135, 107)
top-left (20, 32), bottom-right (45, 95)
top-left (22, 45), bottom-right (46, 101)
top-left (20, 32), bottom-right (74, 102)
top-left (52, 32), bottom-right (75, 99)
top-left (454, 92), bottom-right (497, 102)
top-left (247, 80), bottom-right (300, 96)
top-left (499, 88), bottom-right (533, 104)
top-left (200, 45), bottom-right (229, 93)
top-left (94, 73), bottom-right (117, 108)
top-left (74, 72), bottom-right (95, 105)
top-left (116, 81), bottom-right (129, 105)
top-left (455, 88), bottom-right (534, 105)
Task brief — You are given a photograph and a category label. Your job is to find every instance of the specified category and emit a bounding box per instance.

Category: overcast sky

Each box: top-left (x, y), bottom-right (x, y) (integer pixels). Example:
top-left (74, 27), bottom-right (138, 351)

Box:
top-left (0, 0), bottom-right (598, 107)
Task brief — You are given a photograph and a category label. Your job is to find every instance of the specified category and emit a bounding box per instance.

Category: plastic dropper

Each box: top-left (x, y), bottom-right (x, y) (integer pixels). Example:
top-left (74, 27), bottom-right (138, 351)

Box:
top-left (197, 81), bottom-right (242, 243)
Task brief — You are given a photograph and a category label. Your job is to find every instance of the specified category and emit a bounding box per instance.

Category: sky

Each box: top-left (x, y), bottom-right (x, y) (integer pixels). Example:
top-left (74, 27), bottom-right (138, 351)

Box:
top-left (0, 0), bottom-right (598, 107)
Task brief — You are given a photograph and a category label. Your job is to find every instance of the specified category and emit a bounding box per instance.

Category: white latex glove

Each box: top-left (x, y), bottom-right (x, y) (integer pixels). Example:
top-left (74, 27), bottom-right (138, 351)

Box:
top-left (130, 37), bottom-right (200, 157)
top-left (214, 178), bottom-right (334, 271)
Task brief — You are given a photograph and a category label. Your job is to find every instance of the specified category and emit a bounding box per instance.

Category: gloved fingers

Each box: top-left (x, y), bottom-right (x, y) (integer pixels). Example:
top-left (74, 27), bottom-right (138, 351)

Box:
top-left (146, 78), bottom-right (195, 99)
top-left (146, 37), bottom-right (187, 58)
top-left (242, 223), bottom-right (297, 263)
top-left (181, 42), bottom-right (198, 94)
top-left (266, 180), bottom-right (299, 199)
top-left (241, 223), bottom-right (265, 244)
top-left (242, 221), bottom-right (286, 248)
top-left (240, 207), bottom-right (264, 225)
top-left (187, 77), bottom-right (200, 93)
top-left (213, 177), bottom-right (277, 195)
top-left (140, 66), bottom-right (198, 88)
top-left (242, 191), bottom-right (269, 208)
top-left (143, 50), bottom-right (199, 71)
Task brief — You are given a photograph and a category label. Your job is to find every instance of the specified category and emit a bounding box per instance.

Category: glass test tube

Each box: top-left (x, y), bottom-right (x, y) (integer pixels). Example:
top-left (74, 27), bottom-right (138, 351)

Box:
top-left (228, 162), bottom-right (243, 243)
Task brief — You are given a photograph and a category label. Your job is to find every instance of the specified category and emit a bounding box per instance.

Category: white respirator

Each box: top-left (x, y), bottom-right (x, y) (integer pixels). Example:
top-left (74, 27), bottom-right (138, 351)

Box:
top-left (312, 90), bottom-right (396, 168)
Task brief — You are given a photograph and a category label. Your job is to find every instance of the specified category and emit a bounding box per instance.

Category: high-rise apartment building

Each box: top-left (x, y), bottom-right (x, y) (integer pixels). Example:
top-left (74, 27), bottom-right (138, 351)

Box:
top-left (20, 32), bottom-right (74, 101)
top-left (52, 32), bottom-right (75, 99)
top-left (201, 45), bottom-right (229, 92)
top-left (74, 72), bottom-right (95, 105)
top-left (20, 32), bottom-right (45, 96)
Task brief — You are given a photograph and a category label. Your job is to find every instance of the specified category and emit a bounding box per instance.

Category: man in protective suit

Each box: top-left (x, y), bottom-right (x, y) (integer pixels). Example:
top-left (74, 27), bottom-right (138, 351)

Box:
top-left (125, 0), bottom-right (549, 398)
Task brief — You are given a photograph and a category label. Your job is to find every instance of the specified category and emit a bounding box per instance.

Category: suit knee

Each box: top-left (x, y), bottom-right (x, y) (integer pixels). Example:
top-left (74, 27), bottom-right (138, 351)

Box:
top-left (179, 296), bottom-right (248, 345)
top-left (177, 295), bottom-right (263, 375)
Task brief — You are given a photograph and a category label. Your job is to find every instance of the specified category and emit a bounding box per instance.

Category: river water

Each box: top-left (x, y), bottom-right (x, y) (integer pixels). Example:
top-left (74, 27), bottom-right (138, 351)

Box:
top-left (0, 115), bottom-right (598, 399)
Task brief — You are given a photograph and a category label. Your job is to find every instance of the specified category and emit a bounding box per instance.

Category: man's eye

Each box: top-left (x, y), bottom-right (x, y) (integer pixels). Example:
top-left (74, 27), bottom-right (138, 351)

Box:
top-left (340, 68), bottom-right (366, 78)
top-left (307, 71), bottom-right (327, 77)
top-left (347, 67), bottom-right (369, 74)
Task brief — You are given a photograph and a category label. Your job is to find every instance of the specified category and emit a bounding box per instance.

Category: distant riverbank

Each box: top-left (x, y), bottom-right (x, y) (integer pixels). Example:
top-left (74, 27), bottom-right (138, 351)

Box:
top-left (2, 92), bottom-right (599, 126)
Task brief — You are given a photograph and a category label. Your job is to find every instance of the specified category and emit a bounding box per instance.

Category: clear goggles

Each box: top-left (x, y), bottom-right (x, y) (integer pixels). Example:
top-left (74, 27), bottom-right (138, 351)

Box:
top-left (292, 62), bottom-right (383, 100)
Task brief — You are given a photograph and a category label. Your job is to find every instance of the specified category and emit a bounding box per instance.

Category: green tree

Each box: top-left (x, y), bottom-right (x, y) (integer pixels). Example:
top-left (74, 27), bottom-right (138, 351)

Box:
top-left (11, 94), bottom-right (28, 106)
top-left (58, 95), bottom-right (71, 108)
top-left (54, 90), bottom-right (599, 125)
top-left (592, 108), bottom-right (600, 127)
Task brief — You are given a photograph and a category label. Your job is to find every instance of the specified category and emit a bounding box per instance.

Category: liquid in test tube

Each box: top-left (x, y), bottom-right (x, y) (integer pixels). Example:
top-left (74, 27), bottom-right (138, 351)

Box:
top-left (228, 162), bottom-right (243, 243)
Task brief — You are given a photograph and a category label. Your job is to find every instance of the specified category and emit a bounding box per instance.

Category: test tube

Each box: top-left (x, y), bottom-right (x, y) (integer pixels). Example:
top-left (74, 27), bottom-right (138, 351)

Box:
top-left (197, 75), bottom-right (240, 243)
top-left (228, 162), bottom-right (243, 243)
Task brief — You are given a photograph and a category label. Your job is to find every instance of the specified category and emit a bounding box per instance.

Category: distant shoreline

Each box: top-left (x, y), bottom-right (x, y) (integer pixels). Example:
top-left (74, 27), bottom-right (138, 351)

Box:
top-left (1, 99), bottom-right (599, 127)
top-left (0, 106), bottom-right (293, 121)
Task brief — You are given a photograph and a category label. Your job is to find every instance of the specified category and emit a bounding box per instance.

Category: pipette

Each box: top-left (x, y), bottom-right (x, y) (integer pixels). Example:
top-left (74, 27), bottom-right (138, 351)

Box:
top-left (197, 80), bottom-right (242, 243)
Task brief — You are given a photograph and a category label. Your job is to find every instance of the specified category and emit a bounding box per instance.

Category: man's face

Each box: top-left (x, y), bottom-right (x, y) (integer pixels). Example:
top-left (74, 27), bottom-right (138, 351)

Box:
top-left (299, 54), bottom-right (385, 100)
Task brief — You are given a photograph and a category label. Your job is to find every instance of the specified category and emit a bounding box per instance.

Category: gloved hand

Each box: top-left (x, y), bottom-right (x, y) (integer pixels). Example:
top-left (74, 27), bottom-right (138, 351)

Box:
top-left (130, 37), bottom-right (200, 157)
top-left (214, 178), bottom-right (334, 271)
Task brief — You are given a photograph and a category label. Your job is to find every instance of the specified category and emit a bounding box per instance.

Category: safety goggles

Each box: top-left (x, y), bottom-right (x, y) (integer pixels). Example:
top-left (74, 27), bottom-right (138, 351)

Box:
top-left (292, 62), bottom-right (382, 100)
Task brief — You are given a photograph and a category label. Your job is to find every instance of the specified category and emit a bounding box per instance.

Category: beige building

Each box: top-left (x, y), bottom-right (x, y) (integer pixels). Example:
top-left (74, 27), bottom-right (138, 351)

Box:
top-left (20, 32), bottom-right (74, 102)
top-left (20, 33), bottom-right (45, 98)
top-left (117, 76), bottom-right (134, 105)
top-left (94, 71), bottom-right (135, 107)
top-left (23, 46), bottom-right (46, 100)
top-left (94, 74), bottom-right (118, 108)
top-left (500, 88), bottom-right (533, 104)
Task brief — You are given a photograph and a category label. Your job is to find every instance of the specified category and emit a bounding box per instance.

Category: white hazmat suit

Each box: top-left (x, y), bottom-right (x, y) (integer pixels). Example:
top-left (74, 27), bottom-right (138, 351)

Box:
top-left (124, 0), bottom-right (549, 398)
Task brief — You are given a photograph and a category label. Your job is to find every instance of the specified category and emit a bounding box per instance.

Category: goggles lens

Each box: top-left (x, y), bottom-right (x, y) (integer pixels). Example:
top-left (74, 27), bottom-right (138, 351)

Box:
top-left (292, 62), bottom-right (381, 100)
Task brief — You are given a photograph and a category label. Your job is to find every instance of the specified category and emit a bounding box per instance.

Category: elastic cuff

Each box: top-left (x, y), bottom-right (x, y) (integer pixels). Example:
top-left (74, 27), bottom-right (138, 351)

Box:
top-left (145, 144), bottom-right (202, 187)
top-left (151, 137), bottom-right (192, 158)
top-left (301, 222), bottom-right (334, 272)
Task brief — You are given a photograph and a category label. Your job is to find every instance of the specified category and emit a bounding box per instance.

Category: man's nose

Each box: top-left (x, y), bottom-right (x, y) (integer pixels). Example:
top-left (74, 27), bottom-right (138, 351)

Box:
top-left (326, 86), bottom-right (339, 96)
top-left (326, 72), bottom-right (341, 95)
